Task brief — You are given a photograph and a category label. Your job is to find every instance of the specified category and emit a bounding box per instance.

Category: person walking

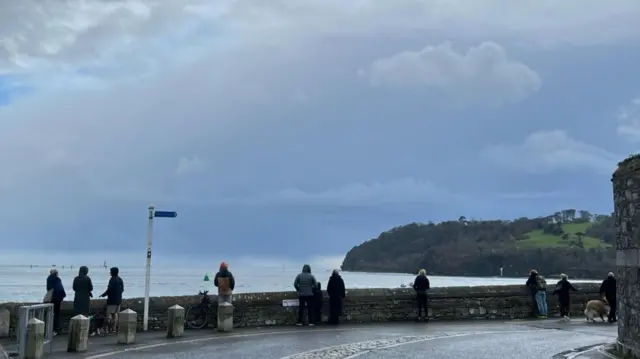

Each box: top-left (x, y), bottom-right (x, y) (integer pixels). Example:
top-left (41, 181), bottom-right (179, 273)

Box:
top-left (293, 264), bottom-right (317, 326)
top-left (214, 262), bottom-right (235, 304)
top-left (599, 272), bottom-right (617, 323)
top-left (552, 273), bottom-right (577, 321)
top-left (72, 266), bottom-right (94, 317)
top-left (45, 269), bottom-right (66, 335)
top-left (413, 269), bottom-right (430, 322)
top-left (326, 269), bottom-right (345, 325)
top-left (526, 269), bottom-right (548, 318)
top-left (99, 267), bottom-right (124, 334)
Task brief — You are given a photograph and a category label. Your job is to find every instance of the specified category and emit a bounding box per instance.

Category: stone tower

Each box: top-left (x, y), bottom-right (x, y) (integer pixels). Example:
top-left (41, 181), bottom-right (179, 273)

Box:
top-left (612, 155), bottom-right (640, 358)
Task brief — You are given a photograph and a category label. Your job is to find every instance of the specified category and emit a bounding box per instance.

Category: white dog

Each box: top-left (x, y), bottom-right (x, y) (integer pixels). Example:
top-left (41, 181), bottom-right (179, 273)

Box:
top-left (584, 298), bottom-right (610, 323)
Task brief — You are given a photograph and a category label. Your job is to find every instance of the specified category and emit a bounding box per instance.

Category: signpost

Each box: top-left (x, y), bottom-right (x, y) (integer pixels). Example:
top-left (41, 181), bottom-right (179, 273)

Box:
top-left (143, 206), bottom-right (178, 331)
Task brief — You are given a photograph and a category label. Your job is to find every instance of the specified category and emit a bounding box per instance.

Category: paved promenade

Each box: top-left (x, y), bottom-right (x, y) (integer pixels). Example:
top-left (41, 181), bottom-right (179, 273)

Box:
top-left (0, 319), bottom-right (620, 359)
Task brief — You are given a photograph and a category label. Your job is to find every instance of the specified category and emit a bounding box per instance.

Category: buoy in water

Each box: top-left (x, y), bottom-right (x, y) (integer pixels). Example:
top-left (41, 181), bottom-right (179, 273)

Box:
top-left (203, 273), bottom-right (210, 281)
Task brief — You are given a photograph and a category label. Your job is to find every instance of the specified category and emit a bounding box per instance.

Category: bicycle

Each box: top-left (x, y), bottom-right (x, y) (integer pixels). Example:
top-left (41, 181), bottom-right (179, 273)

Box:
top-left (186, 290), bottom-right (215, 329)
top-left (185, 290), bottom-right (248, 329)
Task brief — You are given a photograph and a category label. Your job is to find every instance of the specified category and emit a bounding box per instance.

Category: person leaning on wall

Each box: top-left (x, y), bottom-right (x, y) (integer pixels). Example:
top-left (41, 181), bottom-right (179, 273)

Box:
top-left (413, 269), bottom-right (430, 322)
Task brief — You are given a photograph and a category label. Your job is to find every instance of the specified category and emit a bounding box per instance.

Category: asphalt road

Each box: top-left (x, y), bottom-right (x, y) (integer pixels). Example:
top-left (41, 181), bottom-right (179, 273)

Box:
top-left (78, 319), bottom-right (618, 359)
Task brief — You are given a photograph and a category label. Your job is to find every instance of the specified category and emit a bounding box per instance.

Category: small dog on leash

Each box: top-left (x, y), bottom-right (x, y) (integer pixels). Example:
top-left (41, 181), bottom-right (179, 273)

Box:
top-left (584, 297), bottom-right (610, 323)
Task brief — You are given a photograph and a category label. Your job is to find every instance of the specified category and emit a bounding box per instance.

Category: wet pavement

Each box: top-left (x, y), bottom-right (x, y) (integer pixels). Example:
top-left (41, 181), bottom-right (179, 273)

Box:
top-left (1, 319), bottom-right (621, 358)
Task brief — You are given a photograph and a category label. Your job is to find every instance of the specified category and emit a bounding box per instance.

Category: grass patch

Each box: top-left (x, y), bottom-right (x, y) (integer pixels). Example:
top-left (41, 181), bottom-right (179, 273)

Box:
top-left (517, 222), bottom-right (611, 249)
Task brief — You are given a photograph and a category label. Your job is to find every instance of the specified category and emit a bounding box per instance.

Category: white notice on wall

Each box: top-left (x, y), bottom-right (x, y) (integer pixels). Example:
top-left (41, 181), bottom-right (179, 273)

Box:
top-left (282, 299), bottom-right (299, 307)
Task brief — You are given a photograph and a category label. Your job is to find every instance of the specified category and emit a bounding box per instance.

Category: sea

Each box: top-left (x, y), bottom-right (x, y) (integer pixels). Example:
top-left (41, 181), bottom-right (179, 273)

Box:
top-left (0, 264), bottom-right (601, 304)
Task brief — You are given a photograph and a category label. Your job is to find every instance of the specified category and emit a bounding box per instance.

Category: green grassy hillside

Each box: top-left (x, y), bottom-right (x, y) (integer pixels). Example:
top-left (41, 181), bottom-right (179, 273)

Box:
top-left (517, 222), bottom-right (610, 249)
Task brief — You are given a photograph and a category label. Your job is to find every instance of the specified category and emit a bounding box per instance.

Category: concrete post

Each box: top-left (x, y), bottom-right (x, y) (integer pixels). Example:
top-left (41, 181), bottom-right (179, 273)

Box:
top-left (166, 305), bottom-right (185, 338)
top-left (25, 317), bottom-right (44, 359)
top-left (66, 315), bottom-right (90, 353)
top-left (0, 308), bottom-right (9, 338)
top-left (217, 302), bottom-right (234, 332)
top-left (117, 309), bottom-right (137, 345)
top-left (613, 156), bottom-right (640, 359)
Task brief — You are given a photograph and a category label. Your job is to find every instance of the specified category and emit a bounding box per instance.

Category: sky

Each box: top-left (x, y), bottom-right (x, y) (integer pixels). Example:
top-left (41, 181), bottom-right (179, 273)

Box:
top-left (1, 0), bottom-right (640, 266)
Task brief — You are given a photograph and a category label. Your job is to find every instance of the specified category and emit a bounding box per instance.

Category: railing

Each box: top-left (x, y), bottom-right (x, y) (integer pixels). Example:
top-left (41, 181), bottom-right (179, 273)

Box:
top-left (17, 304), bottom-right (54, 359)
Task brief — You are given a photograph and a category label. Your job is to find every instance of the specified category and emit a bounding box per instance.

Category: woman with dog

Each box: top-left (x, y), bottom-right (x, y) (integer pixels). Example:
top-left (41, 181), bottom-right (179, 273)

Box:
top-left (72, 266), bottom-right (93, 317)
top-left (599, 272), bottom-right (617, 323)
top-left (552, 273), bottom-right (577, 320)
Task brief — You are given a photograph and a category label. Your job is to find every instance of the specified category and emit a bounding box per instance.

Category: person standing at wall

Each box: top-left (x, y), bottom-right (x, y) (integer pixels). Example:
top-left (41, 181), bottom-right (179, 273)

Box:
top-left (413, 269), bottom-right (430, 322)
top-left (526, 269), bottom-right (548, 318)
top-left (599, 272), bottom-right (617, 323)
top-left (100, 267), bottom-right (124, 334)
top-left (313, 282), bottom-right (323, 324)
top-left (525, 269), bottom-right (539, 317)
top-left (294, 264), bottom-right (317, 326)
top-left (552, 273), bottom-right (577, 321)
top-left (45, 269), bottom-right (66, 336)
top-left (326, 269), bottom-right (346, 325)
top-left (214, 262), bottom-right (235, 304)
top-left (73, 266), bottom-right (94, 317)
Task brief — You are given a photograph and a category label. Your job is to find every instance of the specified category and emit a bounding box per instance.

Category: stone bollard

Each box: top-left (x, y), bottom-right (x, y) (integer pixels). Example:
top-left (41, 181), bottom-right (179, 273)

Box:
top-left (25, 317), bottom-right (44, 359)
top-left (217, 302), bottom-right (234, 332)
top-left (67, 314), bottom-right (90, 353)
top-left (117, 309), bottom-right (137, 345)
top-left (166, 305), bottom-right (185, 339)
top-left (0, 308), bottom-right (9, 338)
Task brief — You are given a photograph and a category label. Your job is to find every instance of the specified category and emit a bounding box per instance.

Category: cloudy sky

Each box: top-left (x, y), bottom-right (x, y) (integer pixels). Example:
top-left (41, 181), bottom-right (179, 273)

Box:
top-left (1, 0), bottom-right (639, 265)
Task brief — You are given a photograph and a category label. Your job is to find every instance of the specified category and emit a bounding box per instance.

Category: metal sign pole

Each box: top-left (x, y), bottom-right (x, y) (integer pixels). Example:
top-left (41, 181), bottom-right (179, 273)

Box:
top-left (143, 205), bottom-right (154, 331)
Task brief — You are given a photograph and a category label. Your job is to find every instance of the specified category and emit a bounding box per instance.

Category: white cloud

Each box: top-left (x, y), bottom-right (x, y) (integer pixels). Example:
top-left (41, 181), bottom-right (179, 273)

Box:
top-left (245, 178), bottom-right (455, 206)
top-left (482, 130), bottom-right (619, 174)
top-left (1, 1), bottom-right (639, 77)
top-left (363, 42), bottom-right (541, 106)
top-left (176, 155), bottom-right (206, 176)
top-left (616, 96), bottom-right (640, 141)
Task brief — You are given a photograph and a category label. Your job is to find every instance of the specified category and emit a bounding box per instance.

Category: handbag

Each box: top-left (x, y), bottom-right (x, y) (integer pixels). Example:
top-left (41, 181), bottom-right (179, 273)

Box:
top-left (42, 289), bottom-right (53, 303)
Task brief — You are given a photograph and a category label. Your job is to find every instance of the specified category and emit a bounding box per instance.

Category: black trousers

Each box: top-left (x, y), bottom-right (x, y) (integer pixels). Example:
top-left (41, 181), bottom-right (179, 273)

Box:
top-left (314, 294), bottom-right (323, 324)
top-left (417, 293), bottom-right (428, 317)
top-left (530, 294), bottom-right (538, 317)
top-left (328, 296), bottom-right (343, 325)
top-left (559, 300), bottom-right (570, 317)
top-left (607, 296), bottom-right (617, 321)
top-left (298, 296), bottom-right (314, 324)
top-left (52, 300), bottom-right (62, 332)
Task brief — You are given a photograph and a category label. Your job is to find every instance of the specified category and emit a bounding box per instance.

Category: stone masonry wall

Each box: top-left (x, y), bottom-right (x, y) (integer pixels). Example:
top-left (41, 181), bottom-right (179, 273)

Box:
top-left (0, 283), bottom-right (602, 337)
top-left (612, 155), bottom-right (640, 359)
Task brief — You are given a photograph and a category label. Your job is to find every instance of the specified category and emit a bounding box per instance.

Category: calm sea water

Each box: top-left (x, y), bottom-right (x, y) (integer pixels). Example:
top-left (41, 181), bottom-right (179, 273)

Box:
top-left (0, 265), bottom-right (600, 303)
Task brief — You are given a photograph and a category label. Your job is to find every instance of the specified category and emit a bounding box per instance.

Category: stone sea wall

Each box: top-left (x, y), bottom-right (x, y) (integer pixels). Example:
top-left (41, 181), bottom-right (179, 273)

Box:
top-left (0, 283), bottom-right (602, 337)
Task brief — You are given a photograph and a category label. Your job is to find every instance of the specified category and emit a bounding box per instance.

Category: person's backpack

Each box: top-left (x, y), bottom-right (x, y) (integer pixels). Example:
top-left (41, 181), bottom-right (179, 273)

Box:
top-left (536, 275), bottom-right (547, 290)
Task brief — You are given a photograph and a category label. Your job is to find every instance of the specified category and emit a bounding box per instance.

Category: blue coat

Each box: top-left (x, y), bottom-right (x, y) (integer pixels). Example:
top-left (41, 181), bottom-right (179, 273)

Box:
top-left (46, 274), bottom-right (66, 302)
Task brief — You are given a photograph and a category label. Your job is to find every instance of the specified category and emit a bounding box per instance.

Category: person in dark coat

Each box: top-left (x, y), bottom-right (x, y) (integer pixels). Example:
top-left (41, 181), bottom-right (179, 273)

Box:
top-left (46, 269), bottom-right (66, 335)
top-left (313, 282), bottom-right (323, 324)
top-left (525, 269), bottom-right (539, 317)
top-left (326, 269), bottom-right (345, 325)
top-left (413, 269), bottom-right (430, 322)
top-left (100, 267), bottom-right (124, 333)
top-left (599, 272), bottom-right (617, 323)
top-left (72, 266), bottom-right (94, 316)
top-left (552, 273), bottom-right (577, 320)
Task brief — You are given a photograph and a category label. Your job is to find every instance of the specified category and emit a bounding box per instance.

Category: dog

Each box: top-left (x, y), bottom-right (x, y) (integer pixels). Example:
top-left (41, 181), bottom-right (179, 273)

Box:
top-left (584, 297), bottom-right (610, 323)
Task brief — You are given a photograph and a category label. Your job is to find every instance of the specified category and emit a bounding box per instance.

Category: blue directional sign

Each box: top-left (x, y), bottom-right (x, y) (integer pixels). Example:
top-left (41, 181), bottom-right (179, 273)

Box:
top-left (154, 211), bottom-right (178, 218)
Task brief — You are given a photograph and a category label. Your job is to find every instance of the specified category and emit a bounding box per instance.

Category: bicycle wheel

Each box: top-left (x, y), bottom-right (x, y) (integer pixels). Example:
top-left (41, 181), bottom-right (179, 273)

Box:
top-left (186, 304), bottom-right (210, 329)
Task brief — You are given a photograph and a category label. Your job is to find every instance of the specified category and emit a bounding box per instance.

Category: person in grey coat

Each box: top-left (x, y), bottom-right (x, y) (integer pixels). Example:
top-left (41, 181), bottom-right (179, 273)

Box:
top-left (294, 264), bottom-right (317, 326)
top-left (73, 266), bottom-right (94, 316)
